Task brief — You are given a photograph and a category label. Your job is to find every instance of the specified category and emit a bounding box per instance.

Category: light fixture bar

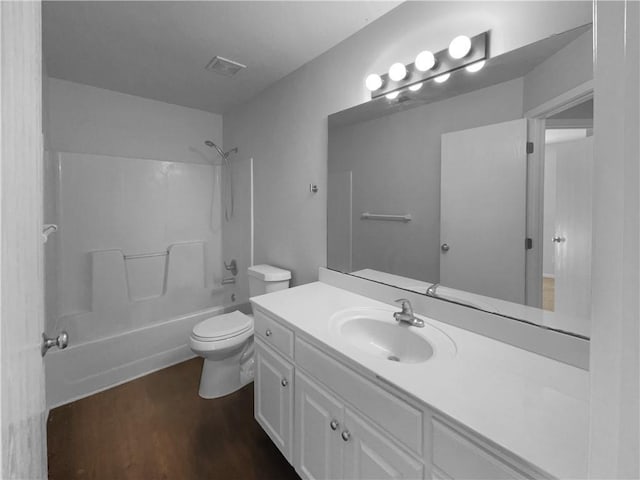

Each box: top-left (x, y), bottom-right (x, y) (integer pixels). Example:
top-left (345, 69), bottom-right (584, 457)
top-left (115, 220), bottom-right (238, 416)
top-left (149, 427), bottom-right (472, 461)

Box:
top-left (371, 32), bottom-right (488, 99)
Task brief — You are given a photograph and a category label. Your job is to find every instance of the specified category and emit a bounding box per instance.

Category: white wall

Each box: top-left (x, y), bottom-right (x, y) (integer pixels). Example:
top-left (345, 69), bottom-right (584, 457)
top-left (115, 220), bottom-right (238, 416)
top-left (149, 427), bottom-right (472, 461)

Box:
top-left (45, 77), bottom-right (222, 163)
top-left (329, 78), bottom-right (524, 282)
top-left (523, 30), bottom-right (593, 113)
top-left (224, 1), bottom-right (592, 287)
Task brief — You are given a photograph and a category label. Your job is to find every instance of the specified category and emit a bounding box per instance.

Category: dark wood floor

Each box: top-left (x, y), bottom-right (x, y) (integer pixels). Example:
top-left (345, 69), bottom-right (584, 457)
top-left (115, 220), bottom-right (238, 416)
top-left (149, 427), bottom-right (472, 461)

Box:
top-left (47, 358), bottom-right (300, 480)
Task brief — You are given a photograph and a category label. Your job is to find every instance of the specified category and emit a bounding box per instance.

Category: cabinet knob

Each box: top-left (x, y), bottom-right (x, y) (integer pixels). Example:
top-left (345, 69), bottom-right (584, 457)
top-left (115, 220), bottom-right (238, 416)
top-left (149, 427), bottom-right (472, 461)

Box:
top-left (281, 378), bottom-right (288, 387)
top-left (341, 430), bottom-right (351, 442)
top-left (265, 329), bottom-right (272, 337)
top-left (41, 331), bottom-right (69, 357)
top-left (330, 420), bottom-right (339, 431)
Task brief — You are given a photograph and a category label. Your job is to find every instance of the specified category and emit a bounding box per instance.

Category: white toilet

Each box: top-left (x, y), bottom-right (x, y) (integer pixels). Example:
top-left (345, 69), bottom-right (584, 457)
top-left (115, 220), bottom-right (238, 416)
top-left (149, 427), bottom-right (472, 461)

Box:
top-left (189, 264), bottom-right (291, 399)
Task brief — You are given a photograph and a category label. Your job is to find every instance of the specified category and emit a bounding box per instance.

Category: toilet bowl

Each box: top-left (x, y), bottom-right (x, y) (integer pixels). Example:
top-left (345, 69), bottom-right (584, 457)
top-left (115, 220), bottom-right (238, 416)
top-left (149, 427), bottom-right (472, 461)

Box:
top-left (190, 264), bottom-right (291, 399)
top-left (189, 310), bottom-right (254, 398)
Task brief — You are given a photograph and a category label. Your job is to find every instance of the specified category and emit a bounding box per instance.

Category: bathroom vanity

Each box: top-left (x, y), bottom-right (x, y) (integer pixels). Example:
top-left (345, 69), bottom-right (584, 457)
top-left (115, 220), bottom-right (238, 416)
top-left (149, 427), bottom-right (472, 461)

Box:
top-left (251, 279), bottom-right (589, 480)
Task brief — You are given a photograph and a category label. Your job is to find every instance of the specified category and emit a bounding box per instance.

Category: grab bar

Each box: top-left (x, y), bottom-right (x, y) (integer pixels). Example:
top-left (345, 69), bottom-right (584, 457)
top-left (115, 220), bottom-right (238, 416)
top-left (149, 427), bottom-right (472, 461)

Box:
top-left (124, 251), bottom-right (169, 260)
top-left (360, 213), bottom-right (412, 222)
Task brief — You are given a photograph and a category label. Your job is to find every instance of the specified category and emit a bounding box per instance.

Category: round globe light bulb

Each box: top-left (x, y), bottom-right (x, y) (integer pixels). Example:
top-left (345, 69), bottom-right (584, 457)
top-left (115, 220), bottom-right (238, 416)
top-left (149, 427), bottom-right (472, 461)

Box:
top-left (465, 60), bottom-right (485, 73)
top-left (415, 51), bottom-right (436, 72)
top-left (388, 62), bottom-right (407, 81)
top-left (449, 35), bottom-right (472, 59)
top-left (385, 91), bottom-right (400, 100)
top-left (365, 73), bottom-right (383, 91)
top-left (434, 73), bottom-right (450, 83)
top-left (409, 83), bottom-right (423, 92)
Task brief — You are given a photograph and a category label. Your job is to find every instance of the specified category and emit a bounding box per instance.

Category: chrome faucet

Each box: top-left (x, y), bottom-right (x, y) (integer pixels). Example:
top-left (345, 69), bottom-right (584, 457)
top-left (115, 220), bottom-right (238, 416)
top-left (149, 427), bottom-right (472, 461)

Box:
top-left (426, 283), bottom-right (440, 297)
top-left (393, 299), bottom-right (425, 327)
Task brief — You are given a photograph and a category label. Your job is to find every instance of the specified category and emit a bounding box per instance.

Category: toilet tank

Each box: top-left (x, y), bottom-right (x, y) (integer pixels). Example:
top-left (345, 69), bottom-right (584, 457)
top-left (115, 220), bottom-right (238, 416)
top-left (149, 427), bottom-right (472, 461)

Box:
top-left (248, 264), bottom-right (291, 297)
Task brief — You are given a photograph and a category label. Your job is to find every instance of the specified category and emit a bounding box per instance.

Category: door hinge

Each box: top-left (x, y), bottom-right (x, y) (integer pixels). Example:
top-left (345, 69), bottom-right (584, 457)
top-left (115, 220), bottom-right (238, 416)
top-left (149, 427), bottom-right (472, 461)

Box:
top-left (526, 142), bottom-right (534, 154)
top-left (525, 238), bottom-right (533, 250)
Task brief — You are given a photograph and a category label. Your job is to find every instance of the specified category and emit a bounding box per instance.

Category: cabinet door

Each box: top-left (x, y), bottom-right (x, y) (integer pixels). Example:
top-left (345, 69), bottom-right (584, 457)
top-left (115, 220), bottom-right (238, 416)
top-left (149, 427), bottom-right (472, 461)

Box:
top-left (295, 371), bottom-right (344, 480)
top-left (343, 408), bottom-right (424, 480)
top-left (255, 340), bottom-right (294, 462)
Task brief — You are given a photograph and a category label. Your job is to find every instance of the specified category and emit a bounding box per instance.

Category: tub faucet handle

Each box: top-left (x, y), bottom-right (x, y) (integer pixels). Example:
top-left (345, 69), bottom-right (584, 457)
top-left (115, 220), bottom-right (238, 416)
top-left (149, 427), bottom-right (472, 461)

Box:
top-left (224, 259), bottom-right (238, 276)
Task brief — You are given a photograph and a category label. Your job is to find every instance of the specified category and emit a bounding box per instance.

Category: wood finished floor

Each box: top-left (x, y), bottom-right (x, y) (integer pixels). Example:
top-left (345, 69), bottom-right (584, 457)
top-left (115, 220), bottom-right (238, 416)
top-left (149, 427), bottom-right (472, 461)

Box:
top-left (47, 358), bottom-right (300, 480)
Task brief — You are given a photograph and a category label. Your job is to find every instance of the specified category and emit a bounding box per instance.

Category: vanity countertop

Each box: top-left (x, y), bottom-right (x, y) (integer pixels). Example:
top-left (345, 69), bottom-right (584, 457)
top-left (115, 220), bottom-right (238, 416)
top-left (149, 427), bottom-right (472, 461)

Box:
top-left (251, 281), bottom-right (590, 480)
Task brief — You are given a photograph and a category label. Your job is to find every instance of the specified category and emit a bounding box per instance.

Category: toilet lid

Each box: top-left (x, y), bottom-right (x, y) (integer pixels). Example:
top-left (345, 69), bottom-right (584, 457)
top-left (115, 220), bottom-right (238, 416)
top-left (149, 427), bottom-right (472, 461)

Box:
top-left (192, 311), bottom-right (253, 341)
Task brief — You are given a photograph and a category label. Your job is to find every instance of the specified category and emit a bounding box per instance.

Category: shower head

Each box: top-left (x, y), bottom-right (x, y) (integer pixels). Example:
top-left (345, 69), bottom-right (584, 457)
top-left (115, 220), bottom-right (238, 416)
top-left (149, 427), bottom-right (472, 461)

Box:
top-left (204, 140), bottom-right (226, 158)
top-left (204, 140), bottom-right (238, 159)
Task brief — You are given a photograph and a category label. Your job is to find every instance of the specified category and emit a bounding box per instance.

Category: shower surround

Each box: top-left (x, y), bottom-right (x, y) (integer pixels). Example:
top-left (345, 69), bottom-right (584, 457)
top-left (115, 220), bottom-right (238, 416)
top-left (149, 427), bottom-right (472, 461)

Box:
top-left (45, 152), bottom-right (233, 407)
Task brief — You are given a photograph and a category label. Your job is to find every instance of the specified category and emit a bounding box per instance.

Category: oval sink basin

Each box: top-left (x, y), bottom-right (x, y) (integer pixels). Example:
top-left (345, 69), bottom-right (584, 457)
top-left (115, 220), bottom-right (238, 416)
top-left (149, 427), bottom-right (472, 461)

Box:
top-left (340, 317), bottom-right (434, 364)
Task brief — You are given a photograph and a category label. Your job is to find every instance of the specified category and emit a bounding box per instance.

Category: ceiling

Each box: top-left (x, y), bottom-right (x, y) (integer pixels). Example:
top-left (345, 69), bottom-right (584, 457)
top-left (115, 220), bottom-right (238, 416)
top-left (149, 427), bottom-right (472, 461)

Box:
top-left (42, 1), bottom-right (400, 114)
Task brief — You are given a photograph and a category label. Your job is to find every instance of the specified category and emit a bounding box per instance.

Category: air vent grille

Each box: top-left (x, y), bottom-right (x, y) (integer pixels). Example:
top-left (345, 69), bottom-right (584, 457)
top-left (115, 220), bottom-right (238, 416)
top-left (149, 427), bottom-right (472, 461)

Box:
top-left (205, 56), bottom-right (246, 77)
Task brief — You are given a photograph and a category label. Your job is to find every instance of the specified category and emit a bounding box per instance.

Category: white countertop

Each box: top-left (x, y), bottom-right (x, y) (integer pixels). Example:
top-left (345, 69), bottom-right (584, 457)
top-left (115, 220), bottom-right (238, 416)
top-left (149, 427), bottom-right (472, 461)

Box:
top-left (251, 281), bottom-right (590, 480)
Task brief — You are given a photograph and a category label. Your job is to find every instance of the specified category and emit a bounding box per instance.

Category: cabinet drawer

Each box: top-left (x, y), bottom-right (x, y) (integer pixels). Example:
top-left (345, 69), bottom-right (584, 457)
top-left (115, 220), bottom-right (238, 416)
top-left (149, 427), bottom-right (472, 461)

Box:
top-left (432, 417), bottom-right (536, 479)
top-left (254, 309), bottom-right (294, 359)
top-left (295, 337), bottom-right (423, 456)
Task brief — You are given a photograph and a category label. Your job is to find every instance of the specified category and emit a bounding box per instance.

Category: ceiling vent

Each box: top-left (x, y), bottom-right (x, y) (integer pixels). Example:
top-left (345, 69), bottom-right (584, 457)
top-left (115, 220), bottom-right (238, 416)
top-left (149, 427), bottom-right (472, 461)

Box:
top-left (205, 56), bottom-right (246, 77)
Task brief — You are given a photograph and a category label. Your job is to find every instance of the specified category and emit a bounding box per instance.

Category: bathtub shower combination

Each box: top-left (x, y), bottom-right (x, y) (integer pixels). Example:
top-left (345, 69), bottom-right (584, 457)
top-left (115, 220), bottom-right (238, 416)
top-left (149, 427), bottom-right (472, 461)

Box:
top-left (44, 151), bottom-right (240, 407)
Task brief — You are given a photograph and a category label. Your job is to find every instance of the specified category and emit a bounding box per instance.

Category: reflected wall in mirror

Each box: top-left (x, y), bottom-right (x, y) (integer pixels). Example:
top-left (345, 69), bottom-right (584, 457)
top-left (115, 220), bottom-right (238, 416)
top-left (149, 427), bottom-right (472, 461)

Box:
top-left (327, 25), bottom-right (593, 339)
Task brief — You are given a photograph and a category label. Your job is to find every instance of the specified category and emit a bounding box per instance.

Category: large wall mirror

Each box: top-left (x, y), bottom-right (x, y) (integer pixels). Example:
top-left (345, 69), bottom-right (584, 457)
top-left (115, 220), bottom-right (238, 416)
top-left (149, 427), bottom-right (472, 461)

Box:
top-left (327, 24), bottom-right (593, 339)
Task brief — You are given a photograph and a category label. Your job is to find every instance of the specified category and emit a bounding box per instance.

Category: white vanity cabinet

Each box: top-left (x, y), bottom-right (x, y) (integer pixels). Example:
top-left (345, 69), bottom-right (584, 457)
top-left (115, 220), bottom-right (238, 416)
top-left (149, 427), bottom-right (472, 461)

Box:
top-left (295, 370), bottom-right (344, 479)
top-left (343, 407), bottom-right (424, 479)
top-left (253, 306), bottom-right (556, 480)
top-left (295, 370), bottom-right (423, 480)
top-left (430, 417), bottom-right (545, 480)
top-left (254, 338), bottom-right (294, 463)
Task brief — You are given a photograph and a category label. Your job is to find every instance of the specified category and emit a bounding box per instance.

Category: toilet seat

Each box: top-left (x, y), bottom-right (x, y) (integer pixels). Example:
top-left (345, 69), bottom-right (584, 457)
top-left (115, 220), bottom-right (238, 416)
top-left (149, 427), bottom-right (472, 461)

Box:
top-left (191, 311), bottom-right (253, 342)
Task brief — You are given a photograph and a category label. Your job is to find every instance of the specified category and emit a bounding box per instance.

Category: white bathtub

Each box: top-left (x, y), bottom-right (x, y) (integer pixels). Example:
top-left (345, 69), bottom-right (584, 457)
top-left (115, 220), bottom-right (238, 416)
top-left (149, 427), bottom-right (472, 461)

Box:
top-left (45, 305), bottom-right (238, 408)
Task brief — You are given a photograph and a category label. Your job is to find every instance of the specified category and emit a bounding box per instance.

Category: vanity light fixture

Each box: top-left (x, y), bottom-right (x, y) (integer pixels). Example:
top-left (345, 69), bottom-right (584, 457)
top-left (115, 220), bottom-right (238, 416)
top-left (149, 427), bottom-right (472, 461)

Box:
top-left (465, 60), bottom-right (485, 73)
top-left (365, 73), bottom-right (383, 91)
top-left (415, 50), bottom-right (436, 72)
top-left (363, 31), bottom-right (488, 99)
top-left (448, 35), bottom-right (472, 59)
top-left (388, 62), bottom-right (407, 81)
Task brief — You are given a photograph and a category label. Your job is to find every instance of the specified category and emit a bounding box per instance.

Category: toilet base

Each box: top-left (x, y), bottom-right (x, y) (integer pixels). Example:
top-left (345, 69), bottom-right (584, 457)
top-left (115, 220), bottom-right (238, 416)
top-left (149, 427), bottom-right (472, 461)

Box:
top-left (197, 345), bottom-right (254, 399)
top-left (198, 356), bottom-right (240, 398)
